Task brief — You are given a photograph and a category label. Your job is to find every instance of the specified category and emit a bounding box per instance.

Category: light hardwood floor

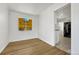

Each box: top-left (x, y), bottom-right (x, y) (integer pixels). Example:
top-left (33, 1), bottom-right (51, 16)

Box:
top-left (1, 38), bottom-right (69, 55)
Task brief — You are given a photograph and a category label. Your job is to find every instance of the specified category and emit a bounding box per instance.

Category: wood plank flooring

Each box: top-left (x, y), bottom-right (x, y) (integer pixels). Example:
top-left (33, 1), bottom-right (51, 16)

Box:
top-left (0, 38), bottom-right (69, 55)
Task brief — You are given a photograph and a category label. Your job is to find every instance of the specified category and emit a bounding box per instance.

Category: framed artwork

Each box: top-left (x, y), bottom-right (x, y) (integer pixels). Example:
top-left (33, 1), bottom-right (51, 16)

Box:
top-left (18, 17), bottom-right (32, 31)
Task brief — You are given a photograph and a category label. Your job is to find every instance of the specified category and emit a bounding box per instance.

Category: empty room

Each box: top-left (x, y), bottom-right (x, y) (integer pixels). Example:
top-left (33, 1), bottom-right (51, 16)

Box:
top-left (0, 3), bottom-right (79, 55)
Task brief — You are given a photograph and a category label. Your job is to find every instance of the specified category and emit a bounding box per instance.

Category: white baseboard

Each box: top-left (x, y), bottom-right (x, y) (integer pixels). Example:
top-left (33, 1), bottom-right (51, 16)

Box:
top-left (39, 38), bottom-right (55, 46)
top-left (0, 42), bottom-right (9, 53)
top-left (9, 37), bottom-right (38, 42)
top-left (10, 37), bottom-right (37, 42)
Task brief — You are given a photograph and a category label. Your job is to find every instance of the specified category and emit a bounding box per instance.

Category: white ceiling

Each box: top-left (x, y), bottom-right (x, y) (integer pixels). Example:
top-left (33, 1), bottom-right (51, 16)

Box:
top-left (8, 3), bottom-right (53, 15)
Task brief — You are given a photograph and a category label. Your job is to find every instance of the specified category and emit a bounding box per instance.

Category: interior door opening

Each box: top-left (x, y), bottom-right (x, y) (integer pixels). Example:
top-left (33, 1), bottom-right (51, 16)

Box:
top-left (54, 4), bottom-right (71, 54)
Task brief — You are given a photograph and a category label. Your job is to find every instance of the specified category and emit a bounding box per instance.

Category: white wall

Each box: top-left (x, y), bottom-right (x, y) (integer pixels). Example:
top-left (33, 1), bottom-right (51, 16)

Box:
top-left (71, 3), bottom-right (79, 54)
top-left (0, 4), bottom-right (9, 53)
top-left (39, 3), bottom-right (67, 46)
top-left (9, 10), bottom-right (38, 42)
top-left (39, 5), bottom-right (55, 46)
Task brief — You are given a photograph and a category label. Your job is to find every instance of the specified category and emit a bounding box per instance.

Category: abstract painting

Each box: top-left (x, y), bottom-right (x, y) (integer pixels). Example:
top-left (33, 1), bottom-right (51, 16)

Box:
top-left (18, 17), bottom-right (32, 31)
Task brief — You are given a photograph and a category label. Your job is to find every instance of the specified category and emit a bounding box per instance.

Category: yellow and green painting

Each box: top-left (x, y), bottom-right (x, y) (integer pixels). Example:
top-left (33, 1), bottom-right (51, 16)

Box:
top-left (18, 17), bottom-right (32, 31)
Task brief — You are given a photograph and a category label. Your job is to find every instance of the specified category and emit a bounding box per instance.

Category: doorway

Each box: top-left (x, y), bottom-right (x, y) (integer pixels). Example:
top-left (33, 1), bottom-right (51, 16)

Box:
top-left (54, 4), bottom-right (71, 54)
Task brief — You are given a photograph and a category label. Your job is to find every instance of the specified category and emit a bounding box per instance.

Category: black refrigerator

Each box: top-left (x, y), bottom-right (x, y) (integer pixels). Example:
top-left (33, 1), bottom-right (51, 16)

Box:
top-left (64, 22), bottom-right (71, 38)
